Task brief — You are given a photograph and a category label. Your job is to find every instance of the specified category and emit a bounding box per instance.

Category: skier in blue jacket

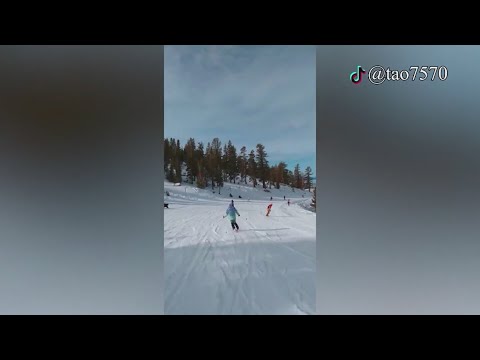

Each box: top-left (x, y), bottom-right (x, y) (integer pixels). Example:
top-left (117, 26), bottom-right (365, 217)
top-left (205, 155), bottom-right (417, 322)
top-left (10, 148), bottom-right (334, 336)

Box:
top-left (225, 200), bottom-right (240, 231)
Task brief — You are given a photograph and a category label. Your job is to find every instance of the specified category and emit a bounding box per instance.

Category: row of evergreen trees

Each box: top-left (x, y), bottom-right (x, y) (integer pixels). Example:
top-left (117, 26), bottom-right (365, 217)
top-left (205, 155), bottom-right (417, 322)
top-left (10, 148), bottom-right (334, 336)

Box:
top-left (164, 137), bottom-right (314, 192)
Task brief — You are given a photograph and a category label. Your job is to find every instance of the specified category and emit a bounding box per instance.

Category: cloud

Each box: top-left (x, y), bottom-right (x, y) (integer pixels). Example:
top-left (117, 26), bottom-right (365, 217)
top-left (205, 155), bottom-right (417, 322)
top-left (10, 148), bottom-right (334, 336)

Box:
top-left (164, 45), bottom-right (316, 173)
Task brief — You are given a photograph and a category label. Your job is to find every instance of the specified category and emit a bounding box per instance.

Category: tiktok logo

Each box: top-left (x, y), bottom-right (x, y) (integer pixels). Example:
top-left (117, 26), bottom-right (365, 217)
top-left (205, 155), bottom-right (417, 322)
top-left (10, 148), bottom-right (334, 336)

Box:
top-left (350, 65), bottom-right (366, 84)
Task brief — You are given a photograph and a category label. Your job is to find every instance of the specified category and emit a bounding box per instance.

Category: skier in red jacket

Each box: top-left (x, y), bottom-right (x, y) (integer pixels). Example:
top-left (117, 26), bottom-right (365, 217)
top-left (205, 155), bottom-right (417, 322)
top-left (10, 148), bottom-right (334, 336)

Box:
top-left (266, 203), bottom-right (273, 216)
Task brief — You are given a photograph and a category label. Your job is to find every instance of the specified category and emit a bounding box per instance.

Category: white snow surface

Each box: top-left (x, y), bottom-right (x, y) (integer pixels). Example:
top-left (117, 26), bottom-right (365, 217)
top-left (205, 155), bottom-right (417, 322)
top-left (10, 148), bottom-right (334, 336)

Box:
top-left (164, 179), bottom-right (316, 315)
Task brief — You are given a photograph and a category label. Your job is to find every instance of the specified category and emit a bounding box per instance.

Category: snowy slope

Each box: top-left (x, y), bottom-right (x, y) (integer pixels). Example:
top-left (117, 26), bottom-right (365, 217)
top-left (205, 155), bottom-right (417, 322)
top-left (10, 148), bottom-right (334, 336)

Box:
top-left (164, 180), bottom-right (316, 315)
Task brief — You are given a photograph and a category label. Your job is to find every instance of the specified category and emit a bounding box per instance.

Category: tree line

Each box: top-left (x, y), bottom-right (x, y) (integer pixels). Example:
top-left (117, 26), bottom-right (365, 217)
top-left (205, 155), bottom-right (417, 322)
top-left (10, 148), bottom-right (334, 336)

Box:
top-left (164, 137), bottom-right (314, 192)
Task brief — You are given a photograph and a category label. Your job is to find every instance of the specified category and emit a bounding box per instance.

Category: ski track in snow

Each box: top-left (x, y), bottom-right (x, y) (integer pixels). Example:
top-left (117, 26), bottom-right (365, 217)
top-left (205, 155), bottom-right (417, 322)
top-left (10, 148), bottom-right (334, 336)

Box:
top-left (164, 181), bottom-right (316, 315)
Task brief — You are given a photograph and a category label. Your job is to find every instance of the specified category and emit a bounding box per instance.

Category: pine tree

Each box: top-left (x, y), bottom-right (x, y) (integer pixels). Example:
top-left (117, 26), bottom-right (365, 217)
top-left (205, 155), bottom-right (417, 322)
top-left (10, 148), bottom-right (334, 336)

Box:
top-left (304, 166), bottom-right (312, 192)
top-left (211, 138), bottom-right (223, 191)
top-left (194, 141), bottom-right (205, 188)
top-left (166, 138), bottom-right (181, 183)
top-left (267, 166), bottom-right (272, 189)
top-left (205, 142), bottom-right (213, 189)
top-left (311, 187), bottom-right (316, 209)
top-left (287, 169), bottom-right (295, 191)
top-left (238, 146), bottom-right (248, 184)
top-left (277, 162), bottom-right (287, 188)
top-left (237, 153), bottom-right (244, 184)
top-left (168, 138), bottom-right (176, 180)
top-left (255, 143), bottom-right (269, 188)
top-left (176, 139), bottom-right (182, 164)
top-left (225, 140), bottom-right (238, 183)
top-left (164, 138), bottom-right (170, 173)
top-left (186, 165), bottom-right (192, 183)
top-left (184, 138), bottom-right (196, 184)
top-left (168, 163), bottom-right (175, 182)
top-left (270, 165), bottom-right (278, 189)
top-left (196, 173), bottom-right (205, 188)
top-left (247, 150), bottom-right (257, 187)
top-left (222, 144), bottom-right (229, 182)
top-left (294, 163), bottom-right (303, 189)
top-left (281, 165), bottom-right (290, 187)
top-left (175, 158), bottom-right (182, 183)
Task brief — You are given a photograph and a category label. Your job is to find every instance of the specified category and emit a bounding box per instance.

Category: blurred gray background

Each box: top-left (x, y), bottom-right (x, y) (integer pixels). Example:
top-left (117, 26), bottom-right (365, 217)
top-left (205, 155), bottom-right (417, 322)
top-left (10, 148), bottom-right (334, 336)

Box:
top-left (317, 46), bottom-right (480, 314)
top-left (0, 45), bottom-right (164, 314)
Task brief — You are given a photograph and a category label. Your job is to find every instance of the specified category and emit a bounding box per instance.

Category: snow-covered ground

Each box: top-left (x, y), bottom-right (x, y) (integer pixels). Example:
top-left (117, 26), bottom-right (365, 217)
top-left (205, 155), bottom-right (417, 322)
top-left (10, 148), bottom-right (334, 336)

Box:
top-left (164, 179), bottom-right (316, 314)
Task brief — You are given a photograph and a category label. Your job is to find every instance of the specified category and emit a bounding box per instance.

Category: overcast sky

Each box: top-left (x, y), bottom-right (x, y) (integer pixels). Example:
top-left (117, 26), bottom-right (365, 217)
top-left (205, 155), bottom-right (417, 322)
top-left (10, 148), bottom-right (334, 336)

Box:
top-left (164, 45), bottom-right (316, 175)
